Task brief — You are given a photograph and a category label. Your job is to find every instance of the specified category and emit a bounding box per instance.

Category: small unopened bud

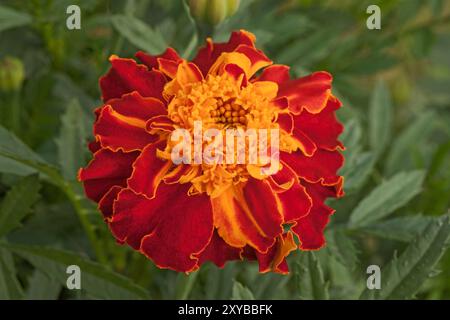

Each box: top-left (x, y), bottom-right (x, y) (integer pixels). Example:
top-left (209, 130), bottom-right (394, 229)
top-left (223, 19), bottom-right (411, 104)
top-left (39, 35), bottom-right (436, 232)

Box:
top-left (0, 56), bottom-right (25, 92)
top-left (188, 0), bottom-right (240, 26)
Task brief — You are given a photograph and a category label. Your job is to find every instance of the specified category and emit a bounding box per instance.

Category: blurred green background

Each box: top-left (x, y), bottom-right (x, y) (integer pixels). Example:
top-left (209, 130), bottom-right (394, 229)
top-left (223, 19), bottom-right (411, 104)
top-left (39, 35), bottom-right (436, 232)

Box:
top-left (0, 0), bottom-right (449, 300)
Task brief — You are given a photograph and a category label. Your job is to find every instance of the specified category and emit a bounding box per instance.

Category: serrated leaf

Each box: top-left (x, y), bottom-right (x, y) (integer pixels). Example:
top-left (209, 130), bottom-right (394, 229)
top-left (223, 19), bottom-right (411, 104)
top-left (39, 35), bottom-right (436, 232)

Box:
top-left (26, 269), bottom-right (61, 300)
top-left (361, 215), bottom-right (432, 242)
top-left (0, 126), bottom-right (63, 184)
top-left (57, 99), bottom-right (88, 180)
top-left (369, 79), bottom-right (392, 157)
top-left (0, 174), bottom-right (41, 237)
top-left (231, 281), bottom-right (255, 300)
top-left (343, 152), bottom-right (375, 191)
top-left (385, 111), bottom-right (435, 176)
top-left (360, 214), bottom-right (450, 299)
top-left (0, 5), bottom-right (32, 32)
top-left (0, 248), bottom-right (24, 299)
top-left (0, 125), bottom-right (44, 164)
top-left (111, 15), bottom-right (166, 54)
top-left (326, 230), bottom-right (359, 271)
top-left (349, 170), bottom-right (425, 227)
top-left (295, 252), bottom-right (329, 300)
top-left (2, 244), bottom-right (150, 300)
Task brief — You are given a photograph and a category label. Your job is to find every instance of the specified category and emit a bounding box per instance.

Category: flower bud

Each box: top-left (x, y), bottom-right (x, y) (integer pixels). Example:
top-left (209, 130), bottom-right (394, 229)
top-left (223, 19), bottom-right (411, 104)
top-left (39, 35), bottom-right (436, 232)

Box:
top-left (188, 0), bottom-right (240, 26)
top-left (0, 56), bottom-right (25, 92)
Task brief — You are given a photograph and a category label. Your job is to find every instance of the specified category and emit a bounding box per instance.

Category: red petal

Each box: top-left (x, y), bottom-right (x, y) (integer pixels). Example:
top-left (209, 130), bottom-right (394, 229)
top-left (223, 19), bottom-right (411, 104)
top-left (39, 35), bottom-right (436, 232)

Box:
top-left (292, 181), bottom-right (339, 250)
top-left (139, 183), bottom-right (214, 272)
top-left (256, 65), bottom-right (290, 85)
top-left (98, 185), bottom-right (122, 219)
top-left (278, 71), bottom-right (332, 114)
top-left (291, 127), bottom-right (317, 157)
top-left (234, 44), bottom-right (272, 77)
top-left (198, 231), bottom-right (242, 268)
top-left (78, 149), bottom-right (138, 202)
top-left (88, 140), bottom-right (101, 153)
top-left (94, 105), bottom-right (158, 152)
top-left (294, 95), bottom-right (344, 151)
top-left (255, 232), bottom-right (297, 274)
top-left (110, 188), bottom-right (161, 249)
top-left (135, 48), bottom-right (182, 70)
top-left (277, 113), bottom-right (294, 134)
top-left (99, 56), bottom-right (166, 102)
top-left (212, 179), bottom-right (283, 253)
top-left (108, 91), bottom-right (167, 121)
top-left (193, 30), bottom-right (256, 75)
top-left (276, 180), bottom-right (312, 223)
top-left (127, 140), bottom-right (171, 199)
top-left (281, 149), bottom-right (343, 185)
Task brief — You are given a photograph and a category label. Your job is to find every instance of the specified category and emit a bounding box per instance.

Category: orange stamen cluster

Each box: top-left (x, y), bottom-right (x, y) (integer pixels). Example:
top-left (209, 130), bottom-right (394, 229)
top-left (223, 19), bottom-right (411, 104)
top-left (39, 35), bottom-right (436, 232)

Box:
top-left (210, 98), bottom-right (248, 126)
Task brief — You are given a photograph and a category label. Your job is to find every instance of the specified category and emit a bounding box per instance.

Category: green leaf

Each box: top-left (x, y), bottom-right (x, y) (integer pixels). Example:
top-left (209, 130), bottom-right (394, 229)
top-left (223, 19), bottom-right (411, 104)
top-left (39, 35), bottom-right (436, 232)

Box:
top-left (26, 269), bottom-right (61, 300)
top-left (111, 15), bottom-right (166, 54)
top-left (342, 152), bottom-right (376, 191)
top-left (294, 252), bottom-right (329, 300)
top-left (326, 230), bottom-right (359, 271)
top-left (385, 111), bottom-right (435, 176)
top-left (2, 244), bottom-right (150, 300)
top-left (361, 215), bottom-right (432, 242)
top-left (0, 174), bottom-right (41, 237)
top-left (360, 214), bottom-right (450, 299)
top-left (175, 272), bottom-right (199, 300)
top-left (0, 125), bottom-right (44, 164)
top-left (349, 170), bottom-right (425, 227)
top-left (369, 79), bottom-right (393, 157)
top-left (231, 281), bottom-right (255, 300)
top-left (0, 248), bottom-right (24, 299)
top-left (0, 5), bottom-right (32, 32)
top-left (0, 126), bottom-right (63, 184)
top-left (57, 100), bottom-right (88, 180)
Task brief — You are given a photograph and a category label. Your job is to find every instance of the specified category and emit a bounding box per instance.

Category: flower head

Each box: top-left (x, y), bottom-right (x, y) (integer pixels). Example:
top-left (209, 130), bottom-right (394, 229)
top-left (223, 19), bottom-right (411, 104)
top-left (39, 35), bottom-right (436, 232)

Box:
top-left (79, 30), bottom-right (344, 273)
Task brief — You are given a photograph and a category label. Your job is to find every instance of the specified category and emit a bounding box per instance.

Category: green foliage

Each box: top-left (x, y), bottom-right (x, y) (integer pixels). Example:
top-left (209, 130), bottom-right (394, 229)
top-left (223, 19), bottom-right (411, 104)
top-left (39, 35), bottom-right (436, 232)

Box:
top-left (349, 170), bottom-right (426, 227)
top-left (294, 252), bottom-right (329, 300)
top-left (0, 0), bottom-right (449, 300)
top-left (0, 174), bottom-right (40, 237)
top-left (360, 215), bottom-right (450, 299)
top-left (1, 243), bottom-right (150, 300)
top-left (232, 281), bottom-right (255, 300)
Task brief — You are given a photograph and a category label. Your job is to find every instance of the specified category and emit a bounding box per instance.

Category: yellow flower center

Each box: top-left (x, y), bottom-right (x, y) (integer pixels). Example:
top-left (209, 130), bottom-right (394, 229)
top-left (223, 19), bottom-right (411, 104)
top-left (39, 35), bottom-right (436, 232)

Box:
top-left (161, 71), bottom-right (290, 198)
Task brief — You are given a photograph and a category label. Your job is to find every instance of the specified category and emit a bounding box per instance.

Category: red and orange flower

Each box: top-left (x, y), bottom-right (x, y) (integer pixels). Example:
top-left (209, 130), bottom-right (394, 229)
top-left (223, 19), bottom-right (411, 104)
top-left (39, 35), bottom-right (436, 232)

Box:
top-left (78, 30), bottom-right (344, 274)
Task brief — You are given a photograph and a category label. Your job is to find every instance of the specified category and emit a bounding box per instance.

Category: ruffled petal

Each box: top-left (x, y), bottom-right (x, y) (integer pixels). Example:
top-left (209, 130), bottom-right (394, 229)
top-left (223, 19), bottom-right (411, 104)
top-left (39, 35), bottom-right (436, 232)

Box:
top-left (292, 180), bottom-right (340, 250)
top-left (135, 48), bottom-right (182, 72)
top-left (99, 55), bottom-right (166, 102)
top-left (94, 105), bottom-right (158, 152)
top-left (193, 29), bottom-right (256, 75)
top-left (107, 91), bottom-right (167, 121)
top-left (212, 179), bottom-right (283, 253)
top-left (293, 95), bottom-right (344, 151)
top-left (98, 185), bottom-right (122, 219)
top-left (281, 149), bottom-right (344, 185)
top-left (255, 64), bottom-right (290, 85)
top-left (139, 184), bottom-right (214, 272)
top-left (111, 183), bottom-right (213, 273)
top-left (78, 149), bottom-right (138, 202)
top-left (234, 44), bottom-right (272, 78)
top-left (127, 140), bottom-right (172, 199)
top-left (163, 61), bottom-right (203, 97)
top-left (255, 231), bottom-right (297, 274)
top-left (198, 231), bottom-right (243, 268)
top-left (278, 71), bottom-right (332, 114)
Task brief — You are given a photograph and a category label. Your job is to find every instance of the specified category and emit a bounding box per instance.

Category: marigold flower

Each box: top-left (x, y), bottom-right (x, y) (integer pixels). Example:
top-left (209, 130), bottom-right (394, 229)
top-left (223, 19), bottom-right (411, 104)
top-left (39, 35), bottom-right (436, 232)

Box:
top-left (79, 30), bottom-right (344, 274)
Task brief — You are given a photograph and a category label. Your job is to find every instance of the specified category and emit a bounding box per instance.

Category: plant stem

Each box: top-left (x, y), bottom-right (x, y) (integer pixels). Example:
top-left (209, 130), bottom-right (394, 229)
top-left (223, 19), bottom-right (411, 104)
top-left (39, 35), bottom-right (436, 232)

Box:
top-left (62, 182), bottom-right (108, 265)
